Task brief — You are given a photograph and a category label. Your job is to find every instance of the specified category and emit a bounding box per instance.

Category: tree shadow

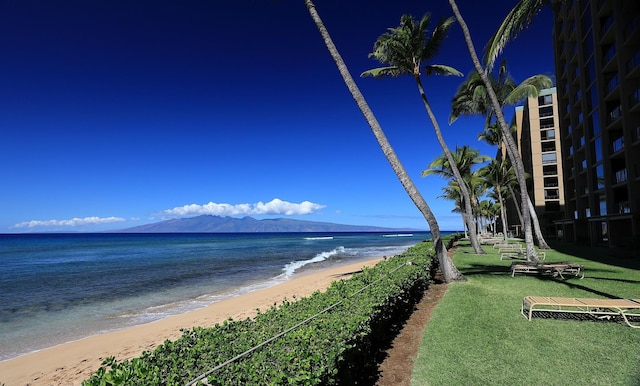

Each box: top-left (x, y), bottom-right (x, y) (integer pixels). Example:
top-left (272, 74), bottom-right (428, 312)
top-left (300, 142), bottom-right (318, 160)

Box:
top-left (549, 241), bottom-right (640, 270)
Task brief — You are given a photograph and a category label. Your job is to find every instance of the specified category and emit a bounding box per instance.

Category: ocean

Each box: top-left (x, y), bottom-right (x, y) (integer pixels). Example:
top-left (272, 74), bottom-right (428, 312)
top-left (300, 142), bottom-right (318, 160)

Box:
top-left (0, 231), bottom-right (438, 362)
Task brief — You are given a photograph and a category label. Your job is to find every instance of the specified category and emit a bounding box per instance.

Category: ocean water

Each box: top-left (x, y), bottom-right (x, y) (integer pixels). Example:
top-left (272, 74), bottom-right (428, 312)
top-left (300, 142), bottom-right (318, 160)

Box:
top-left (0, 231), bottom-right (437, 362)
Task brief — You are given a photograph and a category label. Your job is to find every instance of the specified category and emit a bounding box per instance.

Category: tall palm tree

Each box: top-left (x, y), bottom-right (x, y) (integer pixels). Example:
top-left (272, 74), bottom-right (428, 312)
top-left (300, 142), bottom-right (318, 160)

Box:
top-left (422, 145), bottom-right (490, 237)
top-left (438, 182), bottom-right (466, 237)
top-left (451, 65), bottom-right (551, 250)
top-left (360, 14), bottom-right (484, 255)
top-left (450, 59), bottom-right (551, 126)
top-left (304, 0), bottom-right (465, 282)
top-left (479, 158), bottom-right (516, 241)
top-left (447, 0), bottom-right (539, 261)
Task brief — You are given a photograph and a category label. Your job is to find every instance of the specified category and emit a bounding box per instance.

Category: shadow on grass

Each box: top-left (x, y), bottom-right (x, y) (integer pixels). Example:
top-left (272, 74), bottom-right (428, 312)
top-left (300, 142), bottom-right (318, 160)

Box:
top-left (549, 241), bottom-right (640, 270)
top-left (456, 263), bottom-right (511, 276)
top-left (538, 275), bottom-right (637, 299)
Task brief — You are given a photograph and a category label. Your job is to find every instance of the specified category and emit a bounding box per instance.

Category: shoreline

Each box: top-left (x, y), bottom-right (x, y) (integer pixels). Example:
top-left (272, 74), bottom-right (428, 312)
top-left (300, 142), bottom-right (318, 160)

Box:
top-left (0, 257), bottom-right (384, 386)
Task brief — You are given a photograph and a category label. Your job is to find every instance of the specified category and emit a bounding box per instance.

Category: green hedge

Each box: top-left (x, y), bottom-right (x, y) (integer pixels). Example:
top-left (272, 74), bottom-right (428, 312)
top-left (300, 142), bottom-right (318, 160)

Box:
top-left (83, 237), bottom-right (452, 385)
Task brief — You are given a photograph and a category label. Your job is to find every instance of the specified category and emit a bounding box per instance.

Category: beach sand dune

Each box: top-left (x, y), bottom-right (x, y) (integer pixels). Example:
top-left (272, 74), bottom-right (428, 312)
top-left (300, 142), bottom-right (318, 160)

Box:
top-left (0, 258), bottom-right (382, 386)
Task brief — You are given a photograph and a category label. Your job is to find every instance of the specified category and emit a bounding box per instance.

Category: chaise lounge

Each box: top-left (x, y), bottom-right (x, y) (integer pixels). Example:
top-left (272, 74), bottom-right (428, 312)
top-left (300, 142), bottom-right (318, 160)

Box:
top-left (510, 262), bottom-right (583, 278)
top-left (521, 296), bottom-right (640, 328)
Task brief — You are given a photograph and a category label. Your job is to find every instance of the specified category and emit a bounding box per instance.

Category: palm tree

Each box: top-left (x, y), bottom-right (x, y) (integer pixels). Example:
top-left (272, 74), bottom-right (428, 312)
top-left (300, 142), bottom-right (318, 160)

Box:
top-left (479, 158), bottom-right (516, 241)
top-left (304, 0), bottom-right (465, 282)
top-left (422, 145), bottom-right (490, 238)
top-left (447, 0), bottom-right (539, 261)
top-left (360, 14), bottom-right (484, 255)
top-left (450, 59), bottom-right (551, 126)
top-left (438, 182), bottom-right (466, 237)
top-left (452, 67), bottom-right (551, 250)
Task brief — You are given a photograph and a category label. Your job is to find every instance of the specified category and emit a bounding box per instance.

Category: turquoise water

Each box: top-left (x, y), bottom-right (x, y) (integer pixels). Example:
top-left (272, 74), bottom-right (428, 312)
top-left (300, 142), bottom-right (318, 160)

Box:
top-left (0, 231), bottom-right (439, 361)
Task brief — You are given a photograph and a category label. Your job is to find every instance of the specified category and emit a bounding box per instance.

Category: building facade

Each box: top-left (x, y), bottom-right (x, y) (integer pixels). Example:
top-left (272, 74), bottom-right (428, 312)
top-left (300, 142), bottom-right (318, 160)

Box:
top-left (553, 0), bottom-right (640, 247)
top-left (515, 88), bottom-right (566, 238)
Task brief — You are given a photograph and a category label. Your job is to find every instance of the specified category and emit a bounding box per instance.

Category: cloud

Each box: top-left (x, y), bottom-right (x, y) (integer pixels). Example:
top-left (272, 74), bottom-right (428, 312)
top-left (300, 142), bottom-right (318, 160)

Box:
top-left (163, 198), bottom-right (326, 217)
top-left (13, 216), bottom-right (127, 228)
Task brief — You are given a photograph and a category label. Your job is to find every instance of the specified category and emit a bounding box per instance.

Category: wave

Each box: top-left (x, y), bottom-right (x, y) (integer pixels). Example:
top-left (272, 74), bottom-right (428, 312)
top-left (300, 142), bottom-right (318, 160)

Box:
top-left (303, 236), bottom-right (334, 240)
top-left (382, 233), bottom-right (414, 237)
top-left (281, 246), bottom-right (347, 278)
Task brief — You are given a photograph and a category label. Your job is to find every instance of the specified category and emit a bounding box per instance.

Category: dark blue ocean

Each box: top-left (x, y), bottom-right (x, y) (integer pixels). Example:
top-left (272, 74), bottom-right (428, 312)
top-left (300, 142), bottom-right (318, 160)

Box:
top-left (0, 231), bottom-right (437, 362)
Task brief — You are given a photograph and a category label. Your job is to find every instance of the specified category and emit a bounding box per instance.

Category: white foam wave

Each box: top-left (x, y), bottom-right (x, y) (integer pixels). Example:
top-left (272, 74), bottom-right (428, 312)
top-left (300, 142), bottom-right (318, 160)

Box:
top-left (281, 246), bottom-right (346, 278)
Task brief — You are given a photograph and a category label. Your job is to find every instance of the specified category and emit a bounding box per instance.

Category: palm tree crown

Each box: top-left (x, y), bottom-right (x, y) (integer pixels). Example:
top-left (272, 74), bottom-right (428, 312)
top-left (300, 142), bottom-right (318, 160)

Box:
top-left (361, 14), bottom-right (462, 79)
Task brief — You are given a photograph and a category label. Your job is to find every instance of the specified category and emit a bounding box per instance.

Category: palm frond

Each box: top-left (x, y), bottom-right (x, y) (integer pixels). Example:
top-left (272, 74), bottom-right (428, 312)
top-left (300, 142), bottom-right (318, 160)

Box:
top-left (484, 0), bottom-right (546, 70)
top-left (361, 66), bottom-right (403, 78)
top-left (421, 16), bottom-right (455, 61)
top-left (503, 74), bottom-right (553, 104)
top-left (424, 64), bottom-right (463, 77)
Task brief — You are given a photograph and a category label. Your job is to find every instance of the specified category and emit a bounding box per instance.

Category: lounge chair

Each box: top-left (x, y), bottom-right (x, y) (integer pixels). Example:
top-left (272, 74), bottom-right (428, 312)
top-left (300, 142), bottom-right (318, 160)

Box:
top-left (521, 296), bottom-right (640, 328)
top-left (511, 261), bottom-right (581, 278)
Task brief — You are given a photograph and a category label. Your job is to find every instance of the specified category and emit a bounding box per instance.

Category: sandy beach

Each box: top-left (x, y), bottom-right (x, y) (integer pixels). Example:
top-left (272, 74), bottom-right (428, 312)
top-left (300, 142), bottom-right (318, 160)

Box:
top-left (0, 257), bottom-right (383, 386)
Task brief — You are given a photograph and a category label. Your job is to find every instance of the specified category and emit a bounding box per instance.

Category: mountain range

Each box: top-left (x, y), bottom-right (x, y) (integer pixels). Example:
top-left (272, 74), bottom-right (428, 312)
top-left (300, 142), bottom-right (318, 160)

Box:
top-left (116, 215), bottom-right (419, 233)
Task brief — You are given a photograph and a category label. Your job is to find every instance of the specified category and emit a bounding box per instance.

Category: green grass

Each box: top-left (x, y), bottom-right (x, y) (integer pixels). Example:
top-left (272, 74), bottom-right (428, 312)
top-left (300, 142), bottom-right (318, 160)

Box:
top-left (410, 240), bottom-right (640, 386)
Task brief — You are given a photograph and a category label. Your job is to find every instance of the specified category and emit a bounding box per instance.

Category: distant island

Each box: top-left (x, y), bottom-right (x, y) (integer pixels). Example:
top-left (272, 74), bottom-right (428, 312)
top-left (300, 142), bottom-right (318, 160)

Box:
top-left (116, 215), bottom-right (422, 233)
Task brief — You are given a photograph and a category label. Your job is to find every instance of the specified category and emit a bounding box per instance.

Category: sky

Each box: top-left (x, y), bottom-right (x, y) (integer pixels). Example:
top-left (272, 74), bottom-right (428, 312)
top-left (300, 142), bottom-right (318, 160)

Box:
top-left (0, 1), bottom-right (556, 233)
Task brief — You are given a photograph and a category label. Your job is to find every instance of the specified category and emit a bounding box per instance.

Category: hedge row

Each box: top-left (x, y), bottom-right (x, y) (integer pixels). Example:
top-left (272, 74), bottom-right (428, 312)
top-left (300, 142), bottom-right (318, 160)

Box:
top-left (83, 237), bottom-right (453, 385)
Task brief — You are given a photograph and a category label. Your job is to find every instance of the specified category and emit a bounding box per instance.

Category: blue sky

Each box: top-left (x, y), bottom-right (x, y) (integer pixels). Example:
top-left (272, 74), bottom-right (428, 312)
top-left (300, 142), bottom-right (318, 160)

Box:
top-left (0, 1), bottom-right (555, 233)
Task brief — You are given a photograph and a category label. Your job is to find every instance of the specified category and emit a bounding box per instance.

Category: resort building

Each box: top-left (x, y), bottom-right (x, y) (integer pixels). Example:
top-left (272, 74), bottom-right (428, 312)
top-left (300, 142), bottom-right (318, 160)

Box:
top-left (514, 88), bottom-right (566, 238)
top-left (552, 0), bottom-right (640, 247)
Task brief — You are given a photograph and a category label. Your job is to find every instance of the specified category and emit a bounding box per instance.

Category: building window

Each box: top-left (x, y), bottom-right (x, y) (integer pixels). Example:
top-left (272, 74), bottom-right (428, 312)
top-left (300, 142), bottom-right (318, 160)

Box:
top-left (607, 104), bottom-right (622, 124)
top-left (542, 153), bottom-right (557, 164)
top-left (542, 141), bottom-right (557, 152)
top-left (590, 111), bottom-right (600, 136)
top-left (629, 87), bottom-right (640, 108)
top-left (614, 168), bottom-right (628, 184)
top-left (603, 44), bottom-right (616, 64)
top-left (586, 58), bottom-right (595, 85)
top-left (605, 73), bottom-right (619, 95)
top-left (627, 50), bottom-right (640, 73)
top-left (540, 118), bottom-right (555, 129)
top-left (544, 176), bottom-right (559, 187)
top-left (611, 136), bottom-right (624, 153)
top-left (599, 194), bottom-right (607, 215)
top-left (588, 86), bottom-right (598, 112)
top-left (600, 14), bottom-right (614, 35)
top-left (593, 137), bottom-right (603, 163)
top-left (539, 106), bottom-right (554, 118)
top-left (543, 165), bottom-right (558, 175)
top-left (596, 164), bottom-right (605, 190)
top-left (545, 189), bottom-right (560, 199)
top-left (541, 128), bottom-right (555, 140)
top-left (538, 94), bottom-right (553, 106)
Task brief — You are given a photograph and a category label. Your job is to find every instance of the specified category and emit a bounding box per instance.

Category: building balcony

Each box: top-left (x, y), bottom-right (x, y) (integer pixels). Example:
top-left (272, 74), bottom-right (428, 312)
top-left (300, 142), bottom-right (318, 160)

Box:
top-left (618, 201), bottom-right (632, 214)
top-left (606, 105), bottom-right (622, 125)
top-left (611, 137), bottom-right (624, 153)
top-left (614, 169), bottom-right (628, 184)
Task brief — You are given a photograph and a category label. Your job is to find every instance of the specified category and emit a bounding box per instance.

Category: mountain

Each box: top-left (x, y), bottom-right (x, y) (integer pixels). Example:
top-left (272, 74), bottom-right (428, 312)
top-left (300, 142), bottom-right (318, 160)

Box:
top-left (115, 215), bottom-right (418, 233)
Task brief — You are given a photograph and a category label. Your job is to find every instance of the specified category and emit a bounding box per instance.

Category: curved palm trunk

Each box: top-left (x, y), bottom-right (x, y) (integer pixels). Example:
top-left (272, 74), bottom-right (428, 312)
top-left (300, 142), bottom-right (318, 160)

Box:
top-left (414, 77), bottom-right (485, 255)
top-left (448, 0), bottom-right (538, 262)
top-left (508, 184), bottom-right (524, 228)
top-left (496, 187), bottom-right (509, 241)
top-left (527, 195), bottom-right (550, 249)
top-left (305, 0), bottom-right (465, 282)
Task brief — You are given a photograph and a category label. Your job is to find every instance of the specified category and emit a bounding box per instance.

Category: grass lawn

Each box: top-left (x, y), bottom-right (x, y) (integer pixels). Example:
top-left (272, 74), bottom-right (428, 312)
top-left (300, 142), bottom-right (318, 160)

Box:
top-left (410, 240), bottom-right (640, 386)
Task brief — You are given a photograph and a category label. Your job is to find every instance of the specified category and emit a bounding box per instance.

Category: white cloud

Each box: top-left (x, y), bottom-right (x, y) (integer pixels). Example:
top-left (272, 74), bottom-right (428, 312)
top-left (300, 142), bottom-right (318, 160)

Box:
top-left (13, 216), bottom-right (126, 228)
top-left (163, 198), bottom-right (326, 217)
